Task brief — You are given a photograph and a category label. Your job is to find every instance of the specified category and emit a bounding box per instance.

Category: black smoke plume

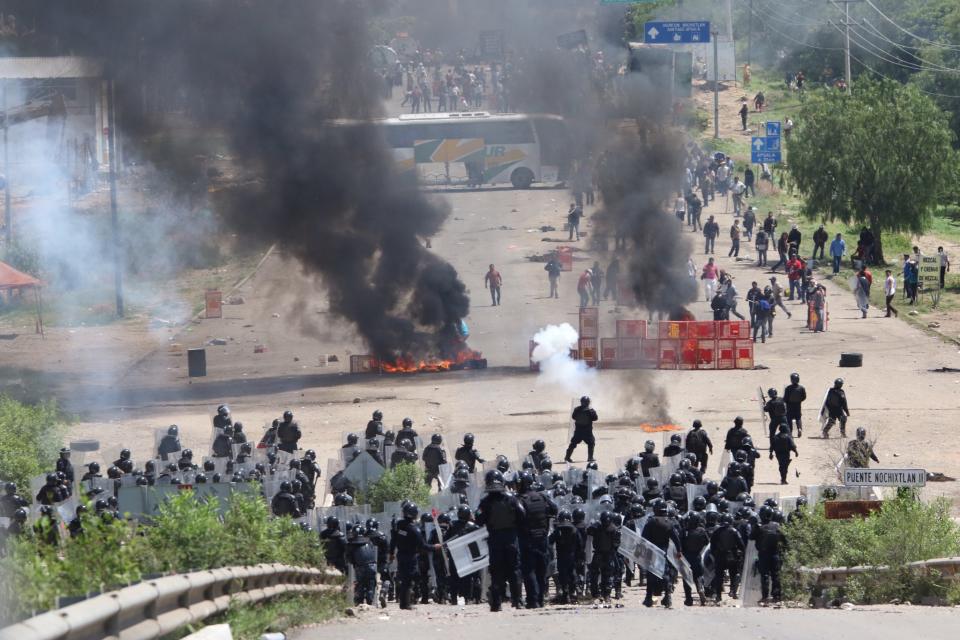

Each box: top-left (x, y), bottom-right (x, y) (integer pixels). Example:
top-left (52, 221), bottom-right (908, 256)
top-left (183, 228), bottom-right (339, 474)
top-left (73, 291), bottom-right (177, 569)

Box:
top-left (27, 0), bottom-right (470, 360)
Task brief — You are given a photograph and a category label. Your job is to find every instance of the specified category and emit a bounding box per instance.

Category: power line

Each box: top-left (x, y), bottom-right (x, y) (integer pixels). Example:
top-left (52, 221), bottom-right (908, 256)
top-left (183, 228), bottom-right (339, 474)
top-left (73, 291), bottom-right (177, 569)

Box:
top-left (742, 1), bottom-right (844, 52)
top-left (858, 19), bottom-right (960, 74)
top-left (863, 0), bottom-right (960, 51)
top-left (847, 49), bottom-right (960, 99)
top-left (752, 0), bottom-right (828, 28)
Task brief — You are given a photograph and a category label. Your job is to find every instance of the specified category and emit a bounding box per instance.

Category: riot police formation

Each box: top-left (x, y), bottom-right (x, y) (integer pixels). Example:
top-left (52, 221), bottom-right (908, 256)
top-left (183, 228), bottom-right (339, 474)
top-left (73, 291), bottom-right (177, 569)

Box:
top-left (7, 388), bottom-right (886, 612)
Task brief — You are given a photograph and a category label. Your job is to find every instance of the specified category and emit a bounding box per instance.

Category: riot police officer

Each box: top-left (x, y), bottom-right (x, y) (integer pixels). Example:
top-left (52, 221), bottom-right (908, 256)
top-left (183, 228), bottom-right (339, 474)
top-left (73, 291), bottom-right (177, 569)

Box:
top-left (564, 396), bottom-right (598, 463)
top-left (753, 505), bottom-right (788, 603)
top-left (397, 418), bottom-right (419, 449)
top-left (347, 525), bottom-right (379, 606)
top-left (391, 439), bottom-right (418, 468)
top-left (36, 473), bottom-right (65, 505)
top-left (822, 378), bottom-right (850, 438)
top-left (56, 447), bottom-right (75, 486)
top-left (277, 410), bottom-right (301, 454)
top-left (476, 470), bottom-right (525, 612)
top-left (390, 502), bottom-right (441, 610)
top-left (0, 482), bottom-right (28, 517)
top-left (366, 518), bottom-right (391, 607)
top-left (213, 404), bottom-right (232, 431)
top-left (639, 440), bottom-right (661, 478)
top-left (320, 516), bottom-right (347, 573)
top-left (518, 470), bottom-right (558, 608)
top-left (771, 423), bottom-right (799, 484)
top-left (342, 433), bottom-right (361, 463)
top-left (641, 499), bottom-right (682, 608)
top-left (549, 509), bottom-right (582, 604)
top-left (422, 434), bottom-right (447, 490)
top-left (710, 513), bottom-right (745, 602)
top-left (764, 388), bottom-right (788, 448)
top-left (685, 420), bottom-right (714, 473)
top-left (454, 433), bottom-right (484, 472)
top-left (270, 481), bottom-right (301, 517)
top-left (158, 424), bottom-right (182, 461)
top-left (446, 505), bottom-right (482, 605)
top-left (366, 410), bottom-right (384, 439)
top-left (784, 372), bottom-right (807, 436)
top-left (528, 440), bottom-right (548, 472)
top-left (724, 416), bottom-right (750, 452)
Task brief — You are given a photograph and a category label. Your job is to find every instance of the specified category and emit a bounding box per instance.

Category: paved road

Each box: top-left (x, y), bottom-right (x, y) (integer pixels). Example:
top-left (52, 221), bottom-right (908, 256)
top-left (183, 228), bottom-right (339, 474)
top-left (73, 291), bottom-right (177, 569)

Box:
top-left (292, 600), bottom-right (959, 640)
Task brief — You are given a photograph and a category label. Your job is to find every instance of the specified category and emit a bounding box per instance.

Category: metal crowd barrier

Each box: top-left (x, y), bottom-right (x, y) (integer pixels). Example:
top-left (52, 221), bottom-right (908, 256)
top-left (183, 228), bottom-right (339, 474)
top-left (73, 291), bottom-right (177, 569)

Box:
top-left (0, 563), bottom-right (339, 640)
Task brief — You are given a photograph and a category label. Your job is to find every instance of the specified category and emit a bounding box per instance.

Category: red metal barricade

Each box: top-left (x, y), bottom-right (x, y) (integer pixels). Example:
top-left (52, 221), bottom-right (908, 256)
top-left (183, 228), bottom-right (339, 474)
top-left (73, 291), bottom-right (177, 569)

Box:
top-left (690, 321), bottom-right (717, 339)
top-left (641, 338), bottom-right (659, 363)
top-left (601, 338), bottom-right (619, 362)
top-left (616, 319), bottom-right (647, 338)
top-left (578, 338), bottom-right (598, 364)
top-left (658, 321), bottom-right (689, 340)
top-left (619, 337), bottom-right (642, 361)
top-left (658, 339), bottom-right (679, 370)
top-left (579, 307), bottom-right (599, 339)
top-left (719, 320), bottom-right (751, 339)
top-left (697, 339), bottom-right (717, 369)
top-left (716, 339), bottom-right (735, 370)
top-left (735, 340), bottom-right (755, 369)
top-left (678, 338), bottom-right (699, 370)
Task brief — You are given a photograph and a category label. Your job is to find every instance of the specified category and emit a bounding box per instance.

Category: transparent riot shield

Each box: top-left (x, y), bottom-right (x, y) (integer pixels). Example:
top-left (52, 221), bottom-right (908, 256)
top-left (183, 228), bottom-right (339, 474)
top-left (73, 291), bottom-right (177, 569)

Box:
top-left (154, 427), bottom-right (183, 463)
top-left (739, 540), bottom-right (762, 608)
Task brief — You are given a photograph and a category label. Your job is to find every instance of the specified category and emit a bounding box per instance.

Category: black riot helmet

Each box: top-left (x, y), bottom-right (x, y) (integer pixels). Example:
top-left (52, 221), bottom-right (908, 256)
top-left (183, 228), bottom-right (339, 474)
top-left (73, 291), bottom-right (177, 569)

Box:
top-left (453, 468), bottom-right (469, 481)
top-left (646, 477), bottom-right (659, 490)
top-left (692, 496), bottom-right (707, 511)
top-left (653, 499), bottom-right (668, 516)
top-left (431, 434), bottom-right (442, 445)
top-left (366, 438), bottom-right (379, 450)
top-left (366, 518), bottom-right (380, 531)
top-left (402, 502), bottom-right (419, 520)
top-left (644, 440), bottom-right (655, 453)
top-left (234, 422), bottom-right (244, 433)
top-left (402, 417), bottom-right (413, 428)
top-left (168, 424), bottom-right (179, 436)
top-left (283, 410), bottom-right (293, 421)
top-left (532, 439), bottom-right (545, 452)
top-left (758, 505), bottom-right (773, 523)
top-left (399, 438), bottom-right (414, 452)
top-left (768, 388), bottom-right (778, 398)
top-left (834, 378), bottom-right (844, 388)
top-left (304, 449), bottom-right (316, 461)
top-left (456, 504), bottom-right (473, 521)
top-left (496, 455), bottom-right (510, 472)
top-left (60, 447), bottom-right (71, 458)
top-left (279, 481), bottom-right (292, 493)
top-left (4, 482), bottom-right (16, 495)
top-left (586, 461), bottom-right (599, 471)
top-left (346, 433), bottom-right (358, 446)
top-left (217, 404), bottom-right (230, 416)
top-left (540, 457), bottom-right (553, 471)
top-left (87, 462), bottom-right (101, 474)
top-left (669, 472), bottom-right (683, 487)
top-left (790, 372), bottom-right (800, 383)
top-left (204, 460), bottom-right (216, 472)
top-left (518, 470), bottom-right (535, 492)
top-left (45, 473), bottom-right (58, 485)
top-left (289, 459), bottom-right (302, 469)
top-left (484, 469), bottom-right (506, 492)
top-left (572, 507), bottom-right (586, 524)
top-left (463, 433), bottom-right (475, 446)
top-left (796, 496), bottom-right (808, 508)
top-left (705, 480), bottom-right (719, 495)
top-left (719, 513), bottom-right (734, 526)
top-left (194, 473), bottom-right (207, 484)
top-left (557, 509), bottom-right (572, 523)
top-left (733, 416), bottom-right (744, 427)
top-left (763, 497), bottom-right (779, 508)
top-left (325, 515), bottom-right (341, 530)
top-left (670, 434), bottom-right (682, 445)
top-left (692, 419), bottom-right (702, 429)
top-left (580, 395), bottom-right (590, 407)
top-left (373, 409), bottom-right (383, 421)
top-left (182, 449), bottom-right (193, 459)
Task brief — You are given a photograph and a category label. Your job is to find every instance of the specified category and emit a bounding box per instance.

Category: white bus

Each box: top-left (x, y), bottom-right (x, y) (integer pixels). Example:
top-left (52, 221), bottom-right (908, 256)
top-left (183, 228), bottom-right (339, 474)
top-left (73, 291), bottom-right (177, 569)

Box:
top-left (381, 112), bottom-right (568, 188)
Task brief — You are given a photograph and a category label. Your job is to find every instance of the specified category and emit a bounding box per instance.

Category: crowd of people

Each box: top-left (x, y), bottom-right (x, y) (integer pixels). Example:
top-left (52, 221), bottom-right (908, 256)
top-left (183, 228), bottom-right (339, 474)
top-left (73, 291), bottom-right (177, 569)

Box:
top-left (0, 374), bottom-right (885, 611)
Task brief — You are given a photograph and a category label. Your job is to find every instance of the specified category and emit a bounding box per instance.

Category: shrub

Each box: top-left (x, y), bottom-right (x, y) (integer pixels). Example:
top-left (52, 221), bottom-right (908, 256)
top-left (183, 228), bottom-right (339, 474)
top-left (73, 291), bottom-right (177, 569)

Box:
top-left (783, 494), bottom-right (960, 604)
top-left (361, 462), bottom-right (430, 512)
top-left (0, 490), bottom-right (329, 625)
top-left (0, 397), bottom-right (68, 493)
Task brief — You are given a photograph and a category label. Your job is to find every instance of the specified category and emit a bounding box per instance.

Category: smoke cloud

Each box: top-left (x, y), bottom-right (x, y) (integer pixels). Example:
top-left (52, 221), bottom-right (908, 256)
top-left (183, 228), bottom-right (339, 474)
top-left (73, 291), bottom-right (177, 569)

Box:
top-left (531, 323), bottom-right (597, 393)
top-left (28, 0), bottom-right (471, 360)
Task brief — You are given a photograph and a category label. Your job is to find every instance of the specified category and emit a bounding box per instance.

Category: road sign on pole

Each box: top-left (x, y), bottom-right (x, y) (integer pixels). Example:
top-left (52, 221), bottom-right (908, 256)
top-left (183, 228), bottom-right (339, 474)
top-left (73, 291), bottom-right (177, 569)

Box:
top-left (751, 137), bottom-right (782, 164)
top-left (644, 21), bottom-right (711, 44)
top-left (766, 121), bottom-right (782, 138)
top-left (843, 468), bottom-right (926, 487)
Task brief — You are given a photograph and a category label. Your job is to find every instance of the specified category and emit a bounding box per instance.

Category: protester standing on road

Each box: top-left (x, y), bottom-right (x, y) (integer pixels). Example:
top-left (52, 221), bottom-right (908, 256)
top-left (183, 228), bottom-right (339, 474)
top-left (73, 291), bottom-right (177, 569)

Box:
top-left (812, 225), bottom-right (828, 260)
top-left (703, 215), bottom-right (719, 255)
top-left (743, 206), bottom-right (756, 241)
top-left (604, 256), bottom-right (620, 302)
top-left (755, 228), bottom-right (769, 267)
top-left (545, 254), bottom-right (561, 299)
top-left (768, 276), bottom-right (792, 319)
top-left (743, 167), bottom-right (756, 198)
top-left (723, 275), bottom-right (746, 320)
top-left (739, 102), bottom-right (749, 130)
top-left (854, 266), bottom-right (872, 318)
top-left (830, 233), bottom-right (845, 274)
top-left (728, 220), bottom-right (741, 258)
top-left (884, 269), bottom-right (899, 318)
top-left (577, 269), bottom-right (592, 308)
top-left (484, 264), bottom-right (502, 306)
top-left (567, 204), bottom-right (583, 241)
top-left (590, 261), bottom-right (603, 306)
top-left (701, 258), bottom-right (719, 302)
top-left (770, 232), bottom-right (789, 272)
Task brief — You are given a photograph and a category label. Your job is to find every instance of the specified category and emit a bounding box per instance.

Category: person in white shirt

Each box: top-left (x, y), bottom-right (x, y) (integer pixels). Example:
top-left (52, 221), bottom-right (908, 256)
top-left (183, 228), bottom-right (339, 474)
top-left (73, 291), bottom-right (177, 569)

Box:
top-left (938, 246), bottom-right (950, 289)
top-left (674, 193), bottom-right (687, 225)
top-left (731, 178), bottom-right (745, 215)
top-left (884, 270), bottom-right (898, 318)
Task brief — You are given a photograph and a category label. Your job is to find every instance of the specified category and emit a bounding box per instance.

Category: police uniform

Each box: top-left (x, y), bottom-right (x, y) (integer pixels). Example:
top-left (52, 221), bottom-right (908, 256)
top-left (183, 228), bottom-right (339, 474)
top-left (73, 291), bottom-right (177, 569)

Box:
top-left (519, 489), bottom-right (557, 608)
top-left (476, 491), bottom-right (525, 611)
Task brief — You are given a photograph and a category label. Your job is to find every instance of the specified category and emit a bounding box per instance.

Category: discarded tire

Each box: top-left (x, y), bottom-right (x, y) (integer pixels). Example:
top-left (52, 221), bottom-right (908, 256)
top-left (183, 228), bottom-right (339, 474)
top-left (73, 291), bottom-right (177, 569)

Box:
top-left (839, 352), bottom-right (862, 367)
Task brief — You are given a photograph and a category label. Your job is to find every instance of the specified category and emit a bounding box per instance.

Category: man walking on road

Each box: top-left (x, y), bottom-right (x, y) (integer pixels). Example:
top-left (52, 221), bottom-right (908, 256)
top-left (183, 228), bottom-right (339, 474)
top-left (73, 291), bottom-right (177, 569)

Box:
top-left (728, 220), bottom-right (742, 258)
top-left (938, 246), bottom-right (950, 289)
top-left (701, 258), bottom-right (719, 302)
top-left (813, 225), bottom-right (828, 260)
top-left (545, 254), bottom-right (561, 299)
top-left (485, 264), bottom-right (502, 306)
top-left (703, 215), bottom-right (719, 255)
top-left (884, 269), bottom-right (898, 318)
top-left (577, 269), bottom-right (592, 308)
top-left (567, 204), bottom-right (583, 241)
top-left (830, 233), bottom-right (845, 275)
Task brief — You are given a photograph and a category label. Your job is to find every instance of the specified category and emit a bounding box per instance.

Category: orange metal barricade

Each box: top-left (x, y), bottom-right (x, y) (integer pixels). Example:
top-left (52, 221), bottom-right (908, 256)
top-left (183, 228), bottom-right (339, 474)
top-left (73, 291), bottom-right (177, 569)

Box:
top-left (579, 307), bottom-right (600, 339)
top-left (717, 339), bottom-right (736, 370)
top-left (719, 320), bottom-right (751, 339)
top-left (697, 339), bottom-right (717, 369)
top-left (735, 340), bottom-right (755, 369)
top-left (659, 339), bottom-right (679, 370)
top-left (578, 338), bottom-right (598, 364)
top-left (616, 319), bottom-right (647, 338)
top-left (619, 337), bottom-right (642, 361)
top-left (601, 338), bottom-right (619, 362)
top-left (658, 321), bottom-right (689, 340)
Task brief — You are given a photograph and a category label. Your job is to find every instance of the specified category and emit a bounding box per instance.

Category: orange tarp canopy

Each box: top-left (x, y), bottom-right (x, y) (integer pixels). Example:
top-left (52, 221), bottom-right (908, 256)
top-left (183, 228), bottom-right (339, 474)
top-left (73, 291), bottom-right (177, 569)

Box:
top-left (0, 260), bottom-right (41, 291)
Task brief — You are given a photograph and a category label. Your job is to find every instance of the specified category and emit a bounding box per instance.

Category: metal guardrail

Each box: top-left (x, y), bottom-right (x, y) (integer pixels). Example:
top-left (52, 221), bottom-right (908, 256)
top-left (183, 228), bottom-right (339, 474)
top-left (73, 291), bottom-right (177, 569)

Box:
top-left (0, 563), bottom-right (339, 640)
top-left (800, 557), bottom-right (960, 587)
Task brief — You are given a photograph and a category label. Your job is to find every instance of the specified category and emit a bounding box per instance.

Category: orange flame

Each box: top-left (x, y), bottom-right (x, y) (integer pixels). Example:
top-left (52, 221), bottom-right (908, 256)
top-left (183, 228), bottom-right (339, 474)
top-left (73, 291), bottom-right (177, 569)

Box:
top-left (378, 349), bottom-right (484, 374)
top-left (640, 423), bottom-right (684, 433)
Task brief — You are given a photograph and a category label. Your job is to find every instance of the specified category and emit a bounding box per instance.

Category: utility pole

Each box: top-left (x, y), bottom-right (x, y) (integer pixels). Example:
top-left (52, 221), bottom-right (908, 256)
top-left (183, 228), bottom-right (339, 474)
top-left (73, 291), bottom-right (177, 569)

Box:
top-left (831, 0), bottom-right (863, 92)
top-left (747, 0), bottom-right (753, 66)
top-left (3, 81), bottom-right (10, 244)
top-left (713, 29), bottom-right (719, 139)
top-left (106, 78), bottom-right (124, 317)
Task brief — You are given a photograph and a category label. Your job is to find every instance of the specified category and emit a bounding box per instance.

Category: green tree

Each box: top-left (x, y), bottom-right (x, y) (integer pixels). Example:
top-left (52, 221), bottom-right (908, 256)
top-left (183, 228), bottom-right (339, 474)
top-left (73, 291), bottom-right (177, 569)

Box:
top-left (361, 462), bottom-right (430, 512)
top-left (0, 397), bottom-right (68, 492)
top-left (787, 78), bottom-right (958, 263)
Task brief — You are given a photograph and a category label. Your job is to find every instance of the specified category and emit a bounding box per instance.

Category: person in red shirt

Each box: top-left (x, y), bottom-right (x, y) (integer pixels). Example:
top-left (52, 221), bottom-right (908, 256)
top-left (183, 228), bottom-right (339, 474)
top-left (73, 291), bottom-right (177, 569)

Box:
top-left (786, 255), bottom-right (804, 301)
top-left (577, 269), bottom-right (593, 308)
top-left (484, 264), bottom-right (502, 306)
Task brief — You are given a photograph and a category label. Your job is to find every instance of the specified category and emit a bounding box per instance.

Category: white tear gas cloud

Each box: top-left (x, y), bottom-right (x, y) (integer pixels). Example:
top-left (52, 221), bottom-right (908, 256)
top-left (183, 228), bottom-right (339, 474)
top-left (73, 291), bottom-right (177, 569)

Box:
top-left (530, 323), bottom-right (597, 394)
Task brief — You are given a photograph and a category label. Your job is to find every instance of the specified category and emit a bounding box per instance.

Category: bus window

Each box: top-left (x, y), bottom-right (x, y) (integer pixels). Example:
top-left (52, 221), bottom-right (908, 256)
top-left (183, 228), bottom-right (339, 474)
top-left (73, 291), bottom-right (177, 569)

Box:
top-left (532, 117), bottom-right (569, 167)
